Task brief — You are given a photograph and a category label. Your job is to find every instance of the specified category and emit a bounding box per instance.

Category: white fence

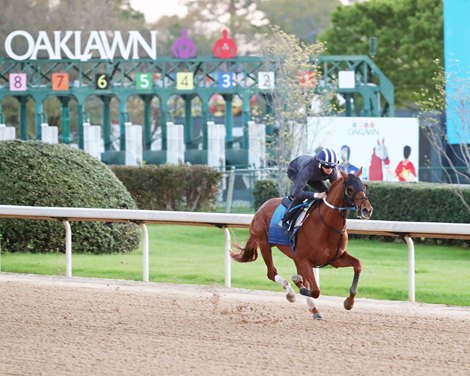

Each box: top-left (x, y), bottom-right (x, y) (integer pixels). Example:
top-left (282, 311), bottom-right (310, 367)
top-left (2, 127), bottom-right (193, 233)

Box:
top-left (1, 204), bottom-right (469, 302)
top-left (41, 123), bottom-right (59, 144)
top-left (0, 124), bottom-right (16, 140)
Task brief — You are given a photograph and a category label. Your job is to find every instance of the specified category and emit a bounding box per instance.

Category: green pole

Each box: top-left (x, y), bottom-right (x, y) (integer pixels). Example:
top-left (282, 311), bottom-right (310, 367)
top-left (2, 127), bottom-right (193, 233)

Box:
top-left (19, 96), bottom-right (28, 140)
top-left (160, 99), bottom-right (168, 150)
top-left (102, 96), bottom-right (111, 151)
top-left (224, 94), bottom-right (233, 149)
top-left (201, 100), bottom-right (209, 150)
top-left (184, 96), bottom-right (192, 146)
top-left (60, 97), bottom-right (70, 144)
top-left (143, 96), bottom-right (152, 150)
top-left (35, 99), bottom-right (43, 140)
top-left (77, 102), bottom-right (84, 149)
top-left (345, 94), bottom-right (352, 117)
top-left (119, 99), bottom-right (127, 152)
top-left (242, 94), bottom-right (251, 149)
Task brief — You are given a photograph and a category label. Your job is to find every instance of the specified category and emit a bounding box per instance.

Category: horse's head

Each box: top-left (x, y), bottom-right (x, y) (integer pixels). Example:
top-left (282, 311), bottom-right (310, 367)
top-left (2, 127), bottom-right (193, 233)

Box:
top-left (342, 168), bottom-right (373, 219)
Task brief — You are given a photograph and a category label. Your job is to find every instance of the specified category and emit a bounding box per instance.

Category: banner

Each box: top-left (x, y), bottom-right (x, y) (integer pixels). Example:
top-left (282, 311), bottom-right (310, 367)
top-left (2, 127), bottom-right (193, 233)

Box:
top-left (306, 117), bottom-right (419, 182)
top-left (443, 0), bottom-right (470, 144)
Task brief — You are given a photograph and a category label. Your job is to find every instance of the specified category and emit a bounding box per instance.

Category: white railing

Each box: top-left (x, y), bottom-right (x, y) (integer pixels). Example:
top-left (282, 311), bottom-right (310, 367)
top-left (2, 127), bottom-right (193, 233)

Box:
top-left (1, 204), bottom-right (470, 302)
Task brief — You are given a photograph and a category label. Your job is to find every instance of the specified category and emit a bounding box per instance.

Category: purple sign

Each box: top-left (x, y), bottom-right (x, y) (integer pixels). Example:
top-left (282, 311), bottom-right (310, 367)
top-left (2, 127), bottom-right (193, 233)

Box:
top-left (171, 29), bottom-right (197, 59)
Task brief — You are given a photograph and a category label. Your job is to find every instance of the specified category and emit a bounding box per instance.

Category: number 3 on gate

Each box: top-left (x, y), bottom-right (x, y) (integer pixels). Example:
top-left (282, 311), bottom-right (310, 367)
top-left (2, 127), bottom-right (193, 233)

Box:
top-left (176, 72), bottom-right (194, 90)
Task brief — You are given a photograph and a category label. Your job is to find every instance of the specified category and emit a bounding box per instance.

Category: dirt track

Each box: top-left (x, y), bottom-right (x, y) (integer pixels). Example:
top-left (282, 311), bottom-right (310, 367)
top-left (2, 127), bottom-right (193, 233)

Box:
top-left (0, 273), bottom-right (469, 376)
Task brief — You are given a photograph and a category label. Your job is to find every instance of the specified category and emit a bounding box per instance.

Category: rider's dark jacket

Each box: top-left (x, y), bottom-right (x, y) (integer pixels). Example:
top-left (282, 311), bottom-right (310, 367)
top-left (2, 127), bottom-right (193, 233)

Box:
top-left (287, 154), bottom-right (340, 202)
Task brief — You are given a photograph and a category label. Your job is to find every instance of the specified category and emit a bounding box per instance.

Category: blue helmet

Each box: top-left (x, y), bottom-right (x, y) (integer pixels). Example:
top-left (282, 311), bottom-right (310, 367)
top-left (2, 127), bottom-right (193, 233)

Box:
top-left (317, 148), bottom-right (339, 168)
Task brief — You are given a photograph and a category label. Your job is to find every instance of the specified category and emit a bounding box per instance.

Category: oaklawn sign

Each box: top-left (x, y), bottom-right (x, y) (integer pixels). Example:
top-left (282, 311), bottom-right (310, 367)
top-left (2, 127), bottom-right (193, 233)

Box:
top-left (4, 30), bottom-right (157, 61)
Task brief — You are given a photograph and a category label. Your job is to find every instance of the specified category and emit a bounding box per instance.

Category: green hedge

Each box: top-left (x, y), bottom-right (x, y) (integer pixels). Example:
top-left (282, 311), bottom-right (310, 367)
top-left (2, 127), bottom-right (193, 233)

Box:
top-left (253, 178), bottom-right (470, 223)
top-left (111, 164), bottom-right (222, 211)
top-left (0, 140), bottom-right (140, 254)
top-left (253, 179), bottom-right (280, 210)
top-left (366, 182), bottom-right (470, 223)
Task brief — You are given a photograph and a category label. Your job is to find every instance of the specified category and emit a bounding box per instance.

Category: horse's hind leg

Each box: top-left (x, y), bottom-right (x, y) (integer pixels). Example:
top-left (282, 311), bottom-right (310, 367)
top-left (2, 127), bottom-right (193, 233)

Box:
top-left (305, 296), bottom-right (323, 320)
top-left (258, 242), bottom-right (296, 303)
top-left (274, 275), bottom-right (296, 303)
top-left (330, 251), bottom-right (362, 310)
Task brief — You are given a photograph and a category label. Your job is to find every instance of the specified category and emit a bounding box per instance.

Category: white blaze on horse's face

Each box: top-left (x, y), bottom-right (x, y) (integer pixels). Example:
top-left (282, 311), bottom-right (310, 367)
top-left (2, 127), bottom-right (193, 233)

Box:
top-left (355, 192), bottom-right (373, 219)
top-left (346, 175), bottom-right (373, 219)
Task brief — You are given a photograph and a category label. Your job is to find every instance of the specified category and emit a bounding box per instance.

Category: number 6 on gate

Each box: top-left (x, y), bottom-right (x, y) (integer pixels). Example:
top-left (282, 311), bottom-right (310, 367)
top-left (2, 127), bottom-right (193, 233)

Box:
top-left (95, 73), bottom-right (110, 90)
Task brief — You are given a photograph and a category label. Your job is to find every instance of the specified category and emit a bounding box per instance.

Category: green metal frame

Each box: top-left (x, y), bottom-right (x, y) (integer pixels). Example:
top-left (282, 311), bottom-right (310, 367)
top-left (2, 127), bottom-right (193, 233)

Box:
top-left (0, 55), bottom-right (394, 165)
top-left (317, 55), bottom-right (394, 117)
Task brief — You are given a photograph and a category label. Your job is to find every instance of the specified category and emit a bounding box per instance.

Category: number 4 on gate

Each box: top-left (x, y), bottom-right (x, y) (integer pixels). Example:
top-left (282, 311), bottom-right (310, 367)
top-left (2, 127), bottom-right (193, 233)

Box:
top-left (176, 72), bottom-right (194, 90)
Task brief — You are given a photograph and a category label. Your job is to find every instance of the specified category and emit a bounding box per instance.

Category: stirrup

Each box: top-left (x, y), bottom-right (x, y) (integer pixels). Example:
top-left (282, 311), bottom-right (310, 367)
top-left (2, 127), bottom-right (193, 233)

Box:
top-left (281, 220), bottom-right (290, 230)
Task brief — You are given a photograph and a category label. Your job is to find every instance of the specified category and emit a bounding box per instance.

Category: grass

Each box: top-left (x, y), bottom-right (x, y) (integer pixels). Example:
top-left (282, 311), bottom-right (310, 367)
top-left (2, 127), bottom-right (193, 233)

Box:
top-left (1, 225), bottom-right (469, 306)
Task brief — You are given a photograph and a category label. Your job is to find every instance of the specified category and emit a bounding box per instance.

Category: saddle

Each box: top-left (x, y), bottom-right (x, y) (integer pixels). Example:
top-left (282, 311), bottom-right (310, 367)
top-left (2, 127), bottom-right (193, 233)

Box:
top-left (268, 196), bottom-right (313, 251)
top-left (282, 196), bottom-right (310, 235)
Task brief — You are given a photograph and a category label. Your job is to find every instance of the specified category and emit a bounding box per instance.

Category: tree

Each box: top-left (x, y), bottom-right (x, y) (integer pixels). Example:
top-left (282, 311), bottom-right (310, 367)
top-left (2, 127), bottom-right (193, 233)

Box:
top-left (257, 0), bottom-right (341, 44)
top-left (153, 0), bottom-right (269, 56)
top-left (319, 0), bottom-right (443, 109)
top-left (261, 26), bottom-right (336, 194)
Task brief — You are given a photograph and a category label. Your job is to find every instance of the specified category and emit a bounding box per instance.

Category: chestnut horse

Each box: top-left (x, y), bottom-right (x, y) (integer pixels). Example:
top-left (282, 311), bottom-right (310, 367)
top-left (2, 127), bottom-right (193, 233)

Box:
top-left (231, 169), bottom-right (373, 319)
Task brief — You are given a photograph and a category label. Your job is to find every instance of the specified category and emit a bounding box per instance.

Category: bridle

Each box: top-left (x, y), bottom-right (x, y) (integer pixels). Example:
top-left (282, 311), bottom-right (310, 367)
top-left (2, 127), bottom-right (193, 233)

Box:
top-left (322, 175), bottom-right (370, 217)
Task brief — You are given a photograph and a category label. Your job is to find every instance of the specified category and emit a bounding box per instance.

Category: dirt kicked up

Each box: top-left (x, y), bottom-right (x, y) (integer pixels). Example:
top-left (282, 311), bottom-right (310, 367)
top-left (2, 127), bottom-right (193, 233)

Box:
top-left (0, 273), bottom-right (469, 376)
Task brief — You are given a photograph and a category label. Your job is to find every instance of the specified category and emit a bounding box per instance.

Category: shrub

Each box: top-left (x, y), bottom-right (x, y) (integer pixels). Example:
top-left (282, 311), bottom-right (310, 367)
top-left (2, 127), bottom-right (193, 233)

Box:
top-left (253, 179), bottom-right (280, 210)
top-left (366, 181), bottom-right (470, 223)
top-left (0, 140), bottom-right (140, 253)
top-left (112, 164), bottom-right (221, 211)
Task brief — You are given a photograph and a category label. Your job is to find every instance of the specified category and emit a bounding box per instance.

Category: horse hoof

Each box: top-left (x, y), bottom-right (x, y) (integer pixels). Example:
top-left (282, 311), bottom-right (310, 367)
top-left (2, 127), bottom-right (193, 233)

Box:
top-left (292, 275), bottom-right (303, 284)
top-left (343, 298), bottom-right (354, 311)
top-left (286, 292), bottom-right (296, 303)
top-left (313, 312), bottom-right (324, 320)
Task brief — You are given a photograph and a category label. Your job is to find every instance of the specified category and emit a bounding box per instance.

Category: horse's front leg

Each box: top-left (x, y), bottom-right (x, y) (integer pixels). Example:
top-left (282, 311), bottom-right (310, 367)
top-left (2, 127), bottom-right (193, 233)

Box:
top-left (330, 251), bottom-right (362, 310)
top-left (292, 271), bottom-right (323, 320)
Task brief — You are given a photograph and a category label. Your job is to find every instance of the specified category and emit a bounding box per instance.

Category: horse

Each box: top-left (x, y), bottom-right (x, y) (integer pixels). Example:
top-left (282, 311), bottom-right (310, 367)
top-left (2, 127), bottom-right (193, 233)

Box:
top-left (230, 169), bottom-right (373, 320)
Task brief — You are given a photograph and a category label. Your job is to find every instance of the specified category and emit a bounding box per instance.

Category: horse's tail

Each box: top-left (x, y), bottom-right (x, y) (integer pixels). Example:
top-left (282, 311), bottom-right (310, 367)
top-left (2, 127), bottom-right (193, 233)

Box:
top-left (230, 236), bottom-right (258, 263)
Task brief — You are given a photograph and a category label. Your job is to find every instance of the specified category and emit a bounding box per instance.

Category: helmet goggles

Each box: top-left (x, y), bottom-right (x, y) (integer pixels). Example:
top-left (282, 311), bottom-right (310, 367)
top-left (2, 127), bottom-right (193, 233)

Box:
top-left (321, 161), bottom-right (336, 168)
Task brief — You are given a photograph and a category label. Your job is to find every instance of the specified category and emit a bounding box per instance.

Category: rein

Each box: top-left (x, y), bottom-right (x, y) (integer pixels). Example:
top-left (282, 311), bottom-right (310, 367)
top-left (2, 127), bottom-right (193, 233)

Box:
top-left (322, 197), bottom-right (355, 212)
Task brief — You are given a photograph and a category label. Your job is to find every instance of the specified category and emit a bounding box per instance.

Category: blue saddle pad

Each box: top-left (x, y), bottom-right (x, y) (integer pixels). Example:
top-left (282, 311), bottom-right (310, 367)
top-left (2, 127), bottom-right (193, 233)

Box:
top-left (268, 204), bottom-right (292, 247)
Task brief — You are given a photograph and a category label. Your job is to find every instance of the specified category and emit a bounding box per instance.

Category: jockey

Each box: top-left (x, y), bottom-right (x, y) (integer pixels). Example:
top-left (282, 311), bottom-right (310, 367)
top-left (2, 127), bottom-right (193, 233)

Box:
top-left (282, 147), bottom-right (340, 230)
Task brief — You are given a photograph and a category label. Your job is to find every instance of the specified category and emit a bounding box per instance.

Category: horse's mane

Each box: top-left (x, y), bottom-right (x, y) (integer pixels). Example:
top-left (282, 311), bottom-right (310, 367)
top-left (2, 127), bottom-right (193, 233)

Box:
top-left (328, 170), bottom-right (347, 192)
